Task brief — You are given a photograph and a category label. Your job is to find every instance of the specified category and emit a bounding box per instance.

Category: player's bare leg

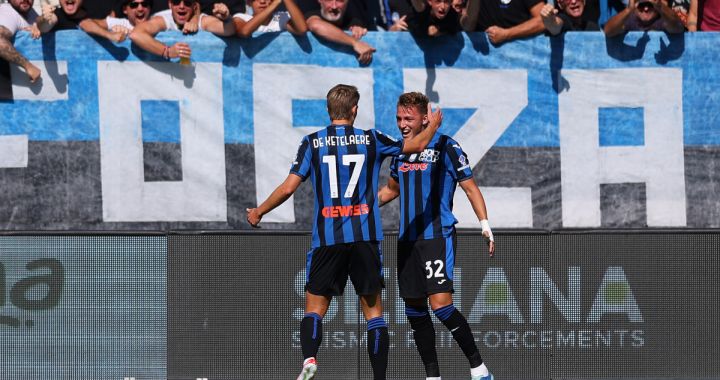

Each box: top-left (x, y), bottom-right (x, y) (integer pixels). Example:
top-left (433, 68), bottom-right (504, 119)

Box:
top-left (429, 293), bottom-right (492, 380)
top-left (297, 292), bottom-right (331, 380)
top-left (360, 292), bottom-right (388, 380)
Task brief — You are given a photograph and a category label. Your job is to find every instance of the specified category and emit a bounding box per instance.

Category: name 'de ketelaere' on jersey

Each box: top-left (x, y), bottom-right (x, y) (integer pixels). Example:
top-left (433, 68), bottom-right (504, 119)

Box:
top-left (391, 134), bottom-right (474, 242)
top-left (291, 125), bottom-right (404, 248)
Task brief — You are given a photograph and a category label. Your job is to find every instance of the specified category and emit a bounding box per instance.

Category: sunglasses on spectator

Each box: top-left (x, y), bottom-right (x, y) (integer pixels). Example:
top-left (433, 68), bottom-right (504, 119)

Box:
top-left (127, 1), bottom-right (149, 8)
top-left (170, 0), bottom-right (197, 6)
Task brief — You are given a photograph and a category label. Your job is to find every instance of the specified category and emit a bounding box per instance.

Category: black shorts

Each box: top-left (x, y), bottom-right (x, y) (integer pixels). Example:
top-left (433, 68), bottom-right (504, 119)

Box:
top-left (397, 235), bottom-right (456, 299)
top-left (305, 241), bottom-right (385, 297)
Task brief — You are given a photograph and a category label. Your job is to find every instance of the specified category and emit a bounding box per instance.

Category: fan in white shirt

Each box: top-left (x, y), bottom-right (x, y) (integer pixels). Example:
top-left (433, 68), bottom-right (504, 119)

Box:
top-left (93, 0), bottom-right (152, 39)
top-left (233, 0), bottom-right (307, 36)
top-left (129, 0), bottom-right (235, 61)
top-left (0, 0), bottom-right (41, 82)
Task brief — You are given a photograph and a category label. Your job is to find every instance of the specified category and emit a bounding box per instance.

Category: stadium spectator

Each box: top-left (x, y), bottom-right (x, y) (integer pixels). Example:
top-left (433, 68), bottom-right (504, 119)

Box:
top-left (247, 84), bottom-right (443, 380)
top-left (688, 0), bottom-right (720, 30)
top-left (35, 0), bottom-right (131, 42)
top-left (36, 0), bottom-right (87, 31)
top-left (233, 0), bottom-right (307, 36)
top-left (149, 0), bottom-right (246, 14)
top-left (667, 0), bottom-right (692, 28)
top-left (305, 0), bottom-right (376, 64)
top-left (129, 0), bottom-right (234, 61)
top-left (82, 0), bottom-right (115, 18)
top-left (603, 0), bottom-right (684, 36)
top-left (0, 0), bottom-right (41, 82)
top-left (373, 0), bottom-right (415, 31)
top-left (378, 92), bottom-right (495, 380)
top-left (84, 0), bottom-right (153, 42)
top-left (451, 0), bottom-right (466, 14)
top-left (540, 0), bottom-right (599, 34)
top-left (460, 0), bottom-right (545, 45)
top-left (409, 0), bottom-right (462, 37)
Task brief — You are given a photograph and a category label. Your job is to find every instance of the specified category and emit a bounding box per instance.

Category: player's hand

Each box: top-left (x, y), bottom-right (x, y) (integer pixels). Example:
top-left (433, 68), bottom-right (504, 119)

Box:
top-left (426, 103), bottom-right (443, 130)
top-left (480, 219), bottom-right (495, 257)
top-left (246, 207), bottom-right (262, 228)
top-left (483, 232), bottom-right (495, 258)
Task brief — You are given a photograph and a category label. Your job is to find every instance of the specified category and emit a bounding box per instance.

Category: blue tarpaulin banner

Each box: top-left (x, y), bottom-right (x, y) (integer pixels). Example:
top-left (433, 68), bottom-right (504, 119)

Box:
top-left (0, 31), bottom-right (718, 229)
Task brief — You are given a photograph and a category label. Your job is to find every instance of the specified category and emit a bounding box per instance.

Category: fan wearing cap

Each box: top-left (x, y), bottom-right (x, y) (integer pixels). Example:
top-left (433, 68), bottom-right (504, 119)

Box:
top-left (604, 0), bottom-right (683, 35)
top-left (129, 0), bottom-right (235, 61)
top-left (540, 0), bottom-right (599, 34)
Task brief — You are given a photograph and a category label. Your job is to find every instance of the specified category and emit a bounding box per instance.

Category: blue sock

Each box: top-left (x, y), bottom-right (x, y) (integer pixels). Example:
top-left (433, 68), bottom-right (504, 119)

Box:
top-left (367, 317), bottom-right (388, 380)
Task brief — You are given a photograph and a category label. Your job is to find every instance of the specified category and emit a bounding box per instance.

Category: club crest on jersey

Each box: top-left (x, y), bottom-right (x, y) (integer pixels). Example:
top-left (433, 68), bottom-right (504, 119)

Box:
top-left (406, 149), bottom-right (440, 163)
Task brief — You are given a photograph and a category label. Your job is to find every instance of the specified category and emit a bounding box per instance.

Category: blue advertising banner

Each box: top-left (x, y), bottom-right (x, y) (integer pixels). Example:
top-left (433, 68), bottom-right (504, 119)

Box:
top-left (0, 31), bottom-right (718, 230)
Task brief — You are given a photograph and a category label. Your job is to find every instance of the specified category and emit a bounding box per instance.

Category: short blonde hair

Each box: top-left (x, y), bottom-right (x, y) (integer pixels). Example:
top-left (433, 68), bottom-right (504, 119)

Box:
top-left (326, 84), bottom-right (360, 120)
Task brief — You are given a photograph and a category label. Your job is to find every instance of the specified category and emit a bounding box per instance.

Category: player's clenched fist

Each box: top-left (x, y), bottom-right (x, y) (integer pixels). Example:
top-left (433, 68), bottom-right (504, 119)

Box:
top-left (246, 208), bottom-right (262, 228)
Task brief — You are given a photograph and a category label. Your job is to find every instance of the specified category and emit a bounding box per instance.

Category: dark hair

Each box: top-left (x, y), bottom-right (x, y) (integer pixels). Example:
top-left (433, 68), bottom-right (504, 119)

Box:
top-left (119, 0), bottom-right (152, 11)
top-left (326, 84), bottom-right (360, 120)
top-left (397, 92), bottom-right (429, 114)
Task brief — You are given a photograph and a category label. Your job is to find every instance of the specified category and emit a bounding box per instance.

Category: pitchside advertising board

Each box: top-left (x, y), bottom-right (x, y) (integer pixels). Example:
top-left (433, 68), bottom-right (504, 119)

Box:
top-left (0, 32), bottom-right (719, 230)
top-left (167, 231), bottom-right (720, 380)
top-left (1, 232), bottom-right (718, 379)
top-left (0, 235), bottom-right (167, 380)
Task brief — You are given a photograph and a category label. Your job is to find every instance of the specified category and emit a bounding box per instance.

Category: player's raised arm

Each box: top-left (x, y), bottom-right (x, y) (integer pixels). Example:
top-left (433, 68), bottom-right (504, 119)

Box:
top-left (401, 103), bottom-right (443, 154)
top-left (246, 173), bottom-right (303, 227)
top-left (459, 178), bottom-right (495, 257)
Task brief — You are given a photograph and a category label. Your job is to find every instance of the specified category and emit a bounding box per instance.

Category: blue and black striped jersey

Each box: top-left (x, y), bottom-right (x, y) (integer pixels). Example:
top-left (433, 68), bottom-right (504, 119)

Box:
top-left (390, 134), bottom-right (474, 241)
top-left (291, 125), bottom-right (404, 248)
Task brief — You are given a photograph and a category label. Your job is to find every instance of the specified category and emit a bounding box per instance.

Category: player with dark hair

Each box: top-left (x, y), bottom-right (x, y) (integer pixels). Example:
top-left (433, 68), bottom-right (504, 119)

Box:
top-left (378, 92), bottom-right (495, 380)
top-left (246, 84), bottom-right (443, 380)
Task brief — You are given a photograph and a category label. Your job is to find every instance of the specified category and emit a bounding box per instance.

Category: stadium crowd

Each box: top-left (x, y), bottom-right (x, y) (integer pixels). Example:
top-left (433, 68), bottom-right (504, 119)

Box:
top-left (0, 0), bottom-right (717, 81)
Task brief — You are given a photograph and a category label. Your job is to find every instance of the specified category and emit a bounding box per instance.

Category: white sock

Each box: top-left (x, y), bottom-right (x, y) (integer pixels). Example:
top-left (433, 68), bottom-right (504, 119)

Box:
top-left (426, 377), bottom-right (441, 380)
top-left (471, 363), bottom-right (489, 377)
